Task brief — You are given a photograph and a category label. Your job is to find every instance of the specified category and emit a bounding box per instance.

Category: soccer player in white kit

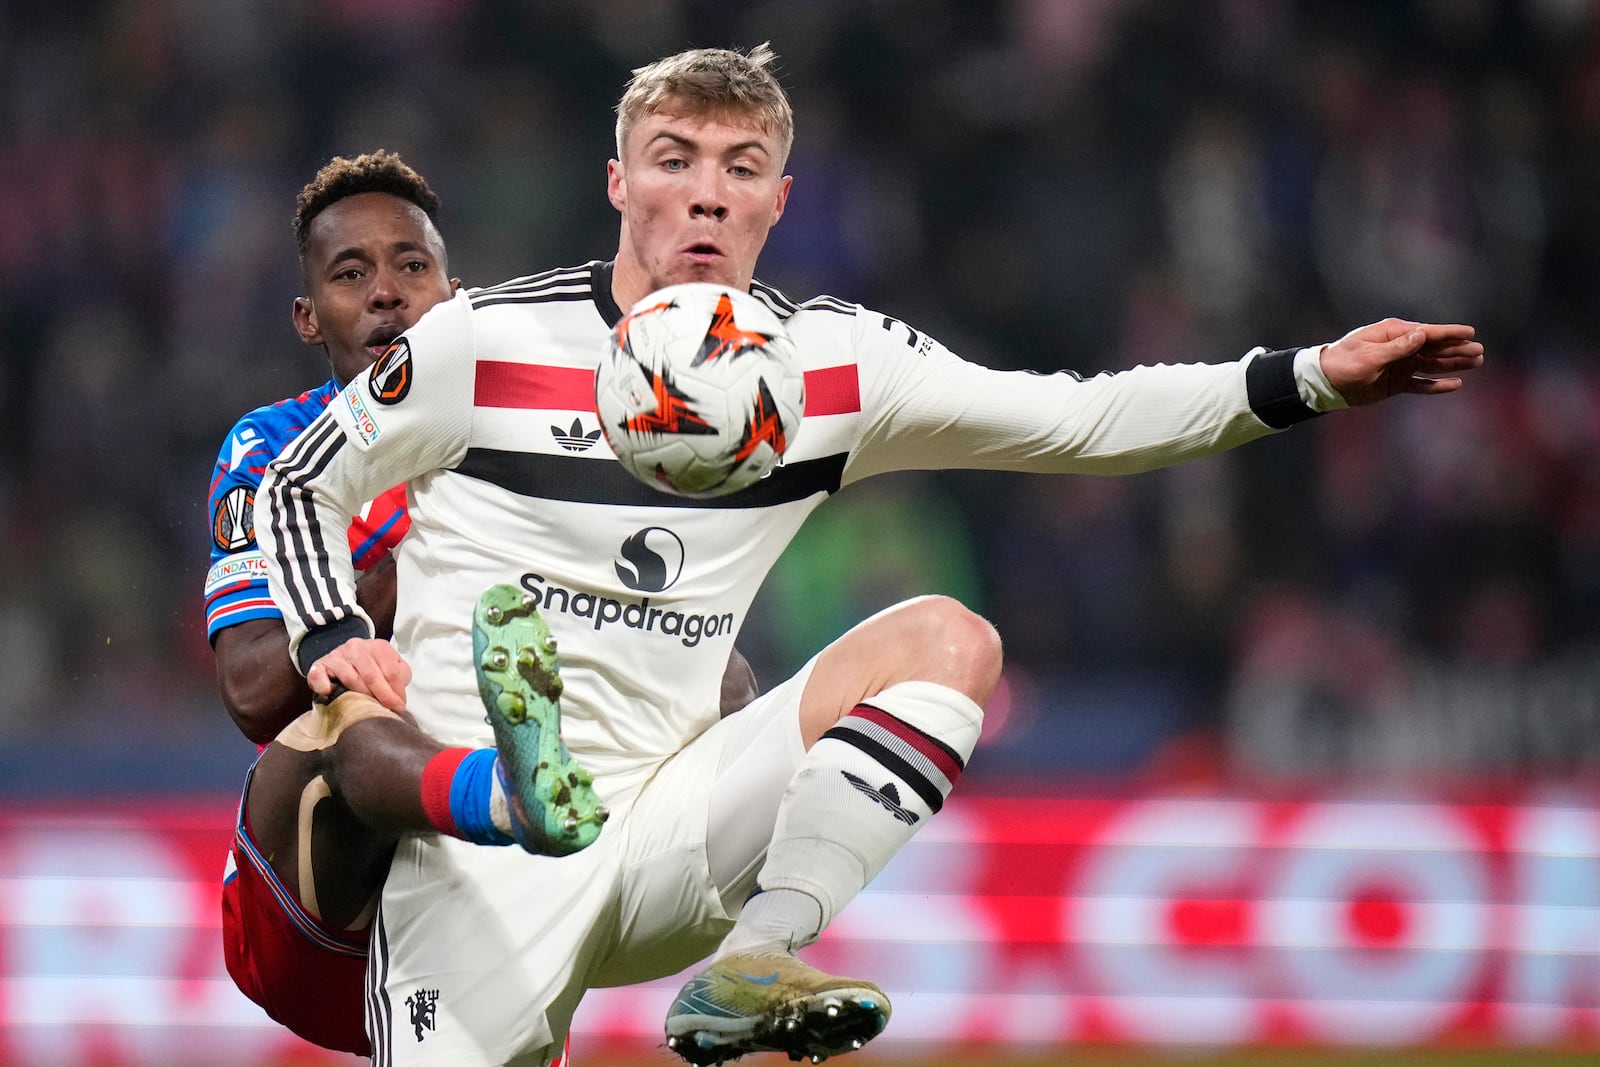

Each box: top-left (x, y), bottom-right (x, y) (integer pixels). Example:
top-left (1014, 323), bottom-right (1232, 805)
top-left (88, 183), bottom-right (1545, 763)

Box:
top-left (257, 44), bottom-right (1484, 1067)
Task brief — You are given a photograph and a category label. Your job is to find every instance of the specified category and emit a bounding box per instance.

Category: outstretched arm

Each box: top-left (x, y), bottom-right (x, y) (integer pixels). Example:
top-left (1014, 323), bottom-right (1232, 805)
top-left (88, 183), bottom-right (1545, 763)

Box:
top-left (839, 305), bottom-right (1486, 484)
top-left (1319, 318), bottom-right (1484, 406)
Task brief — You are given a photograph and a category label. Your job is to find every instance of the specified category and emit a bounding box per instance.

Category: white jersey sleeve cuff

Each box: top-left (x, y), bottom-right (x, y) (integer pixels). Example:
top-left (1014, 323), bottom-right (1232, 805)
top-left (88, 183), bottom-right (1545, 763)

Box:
top-left (1294, 343), bottom-right (1348, 413)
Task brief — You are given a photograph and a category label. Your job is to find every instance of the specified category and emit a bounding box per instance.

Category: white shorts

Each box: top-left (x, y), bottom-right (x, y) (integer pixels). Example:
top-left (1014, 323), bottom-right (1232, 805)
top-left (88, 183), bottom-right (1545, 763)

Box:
top-left (368, 660), bottom-right (812, 1067)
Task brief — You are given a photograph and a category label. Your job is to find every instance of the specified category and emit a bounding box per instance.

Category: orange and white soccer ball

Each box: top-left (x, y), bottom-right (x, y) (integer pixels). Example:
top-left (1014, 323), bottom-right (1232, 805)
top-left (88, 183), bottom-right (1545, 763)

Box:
top-left (596, 283), bottom-right (805, 498)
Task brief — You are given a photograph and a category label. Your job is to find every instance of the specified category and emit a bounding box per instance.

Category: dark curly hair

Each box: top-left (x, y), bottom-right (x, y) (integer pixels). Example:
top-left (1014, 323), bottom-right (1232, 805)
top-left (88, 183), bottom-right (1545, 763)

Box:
top-left (294, 150), bottom-right (441, 258)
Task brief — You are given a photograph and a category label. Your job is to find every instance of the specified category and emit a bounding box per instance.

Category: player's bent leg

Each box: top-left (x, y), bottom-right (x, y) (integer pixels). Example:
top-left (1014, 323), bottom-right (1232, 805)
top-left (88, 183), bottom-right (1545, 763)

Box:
top-left (665, 949), bottom-right (889, 1065)
top-left (473, 583), bottom-right (608, 856)
top-left (231, 741), bottom-right (377, 1055)
top-left (666, 598), bottom-right (996, 1063)
top-left (796, 595), bottom-right (1001, 747)
top-left (251, 691), bottom-right (419, 931)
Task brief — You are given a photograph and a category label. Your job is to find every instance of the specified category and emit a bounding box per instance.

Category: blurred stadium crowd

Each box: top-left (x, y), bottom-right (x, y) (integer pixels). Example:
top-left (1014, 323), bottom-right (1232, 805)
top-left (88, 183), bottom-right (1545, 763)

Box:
top-left (3, 0), bottom-right (1600, 791)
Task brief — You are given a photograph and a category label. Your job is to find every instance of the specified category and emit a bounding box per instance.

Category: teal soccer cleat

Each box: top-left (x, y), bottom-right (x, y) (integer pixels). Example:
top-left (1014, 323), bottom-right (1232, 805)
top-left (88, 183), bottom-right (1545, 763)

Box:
top-left (664, 949), bottom-right (891, 1065)
top-left (472, 584), bottom-right (608, 856)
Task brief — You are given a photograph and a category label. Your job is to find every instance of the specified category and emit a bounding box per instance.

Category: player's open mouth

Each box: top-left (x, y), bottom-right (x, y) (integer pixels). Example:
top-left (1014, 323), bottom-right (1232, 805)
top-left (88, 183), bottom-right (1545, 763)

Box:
top-left (683, 243), bottom-right (723, 262)
top-left (365, 325), bottom-right (403, 359)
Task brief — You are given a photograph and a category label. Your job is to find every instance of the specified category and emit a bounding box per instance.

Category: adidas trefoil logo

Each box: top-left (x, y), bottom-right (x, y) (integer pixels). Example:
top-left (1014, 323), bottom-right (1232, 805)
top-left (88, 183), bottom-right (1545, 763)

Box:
top-left (842, 770), bottom-right (919, 825)
top-left (552, 417), bottom-right (603, 452)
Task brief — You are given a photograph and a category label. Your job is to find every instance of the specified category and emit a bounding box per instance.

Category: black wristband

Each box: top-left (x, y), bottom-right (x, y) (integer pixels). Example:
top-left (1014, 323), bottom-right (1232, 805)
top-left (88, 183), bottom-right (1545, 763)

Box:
top-left (1246, 347), bottom-right (1321, 429)
top-left (295, 615), bottom-right (372, 676)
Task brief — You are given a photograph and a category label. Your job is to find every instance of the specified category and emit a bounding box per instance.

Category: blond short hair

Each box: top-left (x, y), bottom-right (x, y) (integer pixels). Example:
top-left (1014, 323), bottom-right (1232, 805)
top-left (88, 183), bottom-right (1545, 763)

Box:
top-left (614, 43), bottom-right (794, 167)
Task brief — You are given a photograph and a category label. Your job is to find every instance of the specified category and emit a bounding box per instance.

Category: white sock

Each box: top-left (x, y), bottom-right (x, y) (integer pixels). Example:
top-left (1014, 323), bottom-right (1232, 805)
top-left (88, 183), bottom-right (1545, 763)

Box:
top-left (719, 680), bottom-right (982, 956)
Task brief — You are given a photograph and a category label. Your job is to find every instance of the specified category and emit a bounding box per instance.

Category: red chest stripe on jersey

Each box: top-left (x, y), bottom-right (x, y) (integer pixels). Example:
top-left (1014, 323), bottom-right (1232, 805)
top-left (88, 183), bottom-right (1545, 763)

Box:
top-left (475, 362), bottom-right (596, 411)
top-left (475, 361), bottom-right (862, 418)
top-left (802, 365), bottom-right (860, 416)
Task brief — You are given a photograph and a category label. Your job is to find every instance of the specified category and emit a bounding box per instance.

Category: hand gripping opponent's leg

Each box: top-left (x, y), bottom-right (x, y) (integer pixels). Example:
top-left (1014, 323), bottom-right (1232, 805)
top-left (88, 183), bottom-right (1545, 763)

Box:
top-left (473, 584), bottom-right (608, 856)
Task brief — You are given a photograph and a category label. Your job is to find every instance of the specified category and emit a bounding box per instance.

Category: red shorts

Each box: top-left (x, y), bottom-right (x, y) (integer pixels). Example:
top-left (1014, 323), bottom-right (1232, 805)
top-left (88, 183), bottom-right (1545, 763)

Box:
top-left (221, 816), bottom-right (371, 1056)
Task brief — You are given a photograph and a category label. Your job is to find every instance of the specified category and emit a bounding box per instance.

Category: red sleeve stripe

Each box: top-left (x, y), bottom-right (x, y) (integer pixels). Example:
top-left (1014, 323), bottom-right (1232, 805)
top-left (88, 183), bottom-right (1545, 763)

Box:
top-left (801, 365), bottom-right (861, 416)
top-left (207, 597), bottom-right (280, 629)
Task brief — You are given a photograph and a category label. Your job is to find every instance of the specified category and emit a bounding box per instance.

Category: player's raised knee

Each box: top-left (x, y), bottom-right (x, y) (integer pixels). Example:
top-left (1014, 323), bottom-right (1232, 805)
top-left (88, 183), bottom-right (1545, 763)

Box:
top-left (901, 595), bottom-right (1003, 703)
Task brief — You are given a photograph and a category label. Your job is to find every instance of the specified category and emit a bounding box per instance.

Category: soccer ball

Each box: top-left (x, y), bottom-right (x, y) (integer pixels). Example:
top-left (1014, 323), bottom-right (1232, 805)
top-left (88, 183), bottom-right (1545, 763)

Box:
top-left (596, 283), bottom-right (806, 498)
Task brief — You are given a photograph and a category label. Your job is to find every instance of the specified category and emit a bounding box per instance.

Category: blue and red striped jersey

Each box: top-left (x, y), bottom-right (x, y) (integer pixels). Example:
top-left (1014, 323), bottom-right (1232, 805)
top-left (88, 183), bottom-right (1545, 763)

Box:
top-left (204, 379), bottom-right (409, 643)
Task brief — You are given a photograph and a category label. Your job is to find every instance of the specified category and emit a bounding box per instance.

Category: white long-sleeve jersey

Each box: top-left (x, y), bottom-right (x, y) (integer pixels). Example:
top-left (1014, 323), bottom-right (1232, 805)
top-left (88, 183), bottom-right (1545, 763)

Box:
top-left (258, 260), bottom-right (1340, 790)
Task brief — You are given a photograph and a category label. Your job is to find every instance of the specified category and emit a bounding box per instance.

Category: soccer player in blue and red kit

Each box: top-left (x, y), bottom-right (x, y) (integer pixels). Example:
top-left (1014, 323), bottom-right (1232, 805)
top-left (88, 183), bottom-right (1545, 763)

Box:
top-left (206, 151), bottom-right (468, 1057)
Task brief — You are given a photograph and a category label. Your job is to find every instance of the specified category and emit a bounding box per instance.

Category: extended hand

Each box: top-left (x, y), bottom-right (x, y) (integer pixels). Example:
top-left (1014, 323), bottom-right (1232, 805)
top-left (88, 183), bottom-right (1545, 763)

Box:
top-left (1320, 318), bottom-right (1484, 407)
top-left (307, 636), bottom-right (412, 713)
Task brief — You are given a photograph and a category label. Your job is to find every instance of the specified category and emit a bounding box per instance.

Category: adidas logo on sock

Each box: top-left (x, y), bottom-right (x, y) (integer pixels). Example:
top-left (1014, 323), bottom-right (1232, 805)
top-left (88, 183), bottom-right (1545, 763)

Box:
top-left (842, 770), bottom-right (920, 825)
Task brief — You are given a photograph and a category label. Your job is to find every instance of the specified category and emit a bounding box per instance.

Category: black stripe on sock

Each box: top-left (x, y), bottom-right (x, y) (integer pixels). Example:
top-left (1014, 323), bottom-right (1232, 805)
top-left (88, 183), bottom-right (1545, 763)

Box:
top-left (822, 725), bottom-right (944, 813)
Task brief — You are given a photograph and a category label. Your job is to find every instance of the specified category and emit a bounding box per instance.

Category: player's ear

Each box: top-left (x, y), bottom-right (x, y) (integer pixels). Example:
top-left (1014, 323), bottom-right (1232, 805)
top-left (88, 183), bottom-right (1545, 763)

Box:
top-left (450, 277), bottom-right (463, 293)
top-left (606, 159), bottom-right (626, 212)
top-left (292, 296), bottom-right (322, 346)
top-left (771, 175), bottom-right (793, 226)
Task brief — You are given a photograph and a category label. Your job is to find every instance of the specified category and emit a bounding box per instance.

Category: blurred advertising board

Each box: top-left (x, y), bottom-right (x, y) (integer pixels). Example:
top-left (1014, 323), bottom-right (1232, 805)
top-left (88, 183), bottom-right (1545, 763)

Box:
top-left (2, 789), bottom-right (1597, 1063)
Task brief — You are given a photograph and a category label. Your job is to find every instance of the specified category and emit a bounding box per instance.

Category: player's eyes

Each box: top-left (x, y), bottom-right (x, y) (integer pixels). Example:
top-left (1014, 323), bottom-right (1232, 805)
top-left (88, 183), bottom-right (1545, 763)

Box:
top-left (661, 158), bottom-right (687, 171)
top-left (401, 260), bottom-right (428, 273)
top-left (334, 267), bottom-right (364, 282)
top-left (730, 165), bottom-right (756, 178)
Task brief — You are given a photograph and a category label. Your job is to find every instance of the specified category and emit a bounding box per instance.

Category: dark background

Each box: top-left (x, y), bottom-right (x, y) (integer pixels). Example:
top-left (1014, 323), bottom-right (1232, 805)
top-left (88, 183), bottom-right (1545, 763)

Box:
top-left (2, 0), bottom-right (1596, 794)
